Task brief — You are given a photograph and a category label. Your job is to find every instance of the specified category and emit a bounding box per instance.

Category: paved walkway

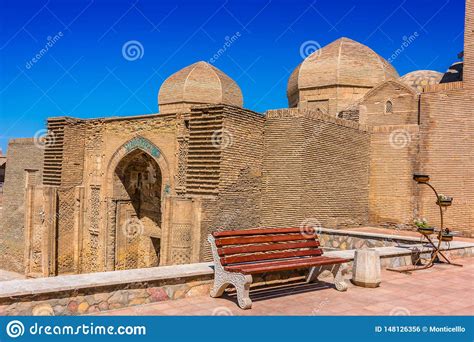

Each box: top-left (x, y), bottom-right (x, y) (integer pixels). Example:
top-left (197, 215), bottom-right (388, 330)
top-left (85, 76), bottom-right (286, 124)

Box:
top-left (94, 257), bottom-right (474, 316)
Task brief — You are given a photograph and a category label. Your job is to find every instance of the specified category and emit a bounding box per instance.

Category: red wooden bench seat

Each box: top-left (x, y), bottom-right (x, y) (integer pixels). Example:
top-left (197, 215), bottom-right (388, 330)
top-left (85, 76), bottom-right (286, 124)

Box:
top-left (208, 227), bottom-right (349, 309)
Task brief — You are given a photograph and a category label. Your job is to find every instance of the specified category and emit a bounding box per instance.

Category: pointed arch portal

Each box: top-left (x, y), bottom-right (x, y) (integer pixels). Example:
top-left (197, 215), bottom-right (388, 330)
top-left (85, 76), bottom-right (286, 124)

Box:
top-left (106, 137), bottom-right (171, 271)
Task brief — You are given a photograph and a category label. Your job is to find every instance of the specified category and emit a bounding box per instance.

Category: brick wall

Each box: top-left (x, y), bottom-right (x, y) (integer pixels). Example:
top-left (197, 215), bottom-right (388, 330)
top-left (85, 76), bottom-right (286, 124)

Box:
top-left (359, 81), bottom-right (419, 126)
top-left (194, 105), bottom-right (265, 260)
top-left (418, 88), bottom-right (474, 237)
top-left (0, 159), bottom-right (5, 211)
top-left (368, 125), bottom-right (419, 226)
top-left (299, 85), bottom-right (370, 117)
top-left (465, 0), bottom-right (473, 87)
top-left (61, 121), bottom-right (86, 187)
top-left (0, 139), bottom-right (44, 273)
top-left (261, 108), bottom-right (370, 229)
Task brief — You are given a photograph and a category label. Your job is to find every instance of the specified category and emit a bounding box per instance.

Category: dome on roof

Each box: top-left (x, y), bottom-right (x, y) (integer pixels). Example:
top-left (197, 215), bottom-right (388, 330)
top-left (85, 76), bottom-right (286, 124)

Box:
top-left (287, 37), bottom-right (399, 107)
top-left (400, 70), bottom-right (443, 92)
top-left (440, 62), bottom-right (463, 84)
top-left (158, 61), bottom-right (243, 113)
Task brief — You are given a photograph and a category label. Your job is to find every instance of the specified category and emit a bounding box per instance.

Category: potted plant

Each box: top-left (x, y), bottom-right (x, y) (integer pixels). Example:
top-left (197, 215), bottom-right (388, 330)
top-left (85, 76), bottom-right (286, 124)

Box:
top-left (414, 218), bottom-right (434, 235)
top-left (437, 194), bottom-right (453, 207)
top-left (440, 228), bottom-right (454, 242)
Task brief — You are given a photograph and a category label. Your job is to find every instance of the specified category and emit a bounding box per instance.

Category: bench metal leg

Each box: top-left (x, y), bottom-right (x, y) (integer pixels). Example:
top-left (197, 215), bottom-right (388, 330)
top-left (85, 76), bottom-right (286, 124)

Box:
top-left (210, 279), bottom-right (230, 298)
top-left (332, 264), bottom-right (348, 291)
top-left (306, 264), bottom-right (348, 292)
top-left (235, 274), bottom-right (253, 309)
top-left (208, 235), bottom-right (253, 309)
top-left (211, 268), bottom-right (253, 309)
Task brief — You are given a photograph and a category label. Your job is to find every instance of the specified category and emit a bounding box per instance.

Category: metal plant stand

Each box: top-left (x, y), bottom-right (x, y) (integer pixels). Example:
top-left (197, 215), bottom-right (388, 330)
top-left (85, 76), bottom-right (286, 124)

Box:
top-left (388, 174), bottom-right (463, 273)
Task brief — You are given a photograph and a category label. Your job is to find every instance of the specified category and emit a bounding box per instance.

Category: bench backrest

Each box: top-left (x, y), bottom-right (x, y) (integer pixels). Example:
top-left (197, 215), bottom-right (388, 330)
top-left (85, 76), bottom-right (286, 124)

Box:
top-left (212, 227), bottom-right (323, 266)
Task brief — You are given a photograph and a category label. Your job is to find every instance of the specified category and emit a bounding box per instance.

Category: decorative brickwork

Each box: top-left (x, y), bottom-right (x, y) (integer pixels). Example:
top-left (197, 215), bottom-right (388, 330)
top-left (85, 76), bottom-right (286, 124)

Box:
top-left (185, 107), bottom-right (224, 195)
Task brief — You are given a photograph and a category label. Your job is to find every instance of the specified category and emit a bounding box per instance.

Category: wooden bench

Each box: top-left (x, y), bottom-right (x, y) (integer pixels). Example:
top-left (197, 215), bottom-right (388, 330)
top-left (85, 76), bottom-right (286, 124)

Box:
top-left (208, 227), bottom-right (349, 309)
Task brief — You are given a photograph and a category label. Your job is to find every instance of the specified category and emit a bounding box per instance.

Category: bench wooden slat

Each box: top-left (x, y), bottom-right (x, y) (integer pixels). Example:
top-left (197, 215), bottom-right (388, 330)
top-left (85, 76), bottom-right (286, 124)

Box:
top-left (218, 240), bottom-right (320, 256)
top-left (221, 248), bottom-right (323, 265)
top-left (224, 256), bottom-right (348, 274)
top-left (215, 233), bottom-right (315, 247)
top-left (213, 227), bottom-right (304, 237)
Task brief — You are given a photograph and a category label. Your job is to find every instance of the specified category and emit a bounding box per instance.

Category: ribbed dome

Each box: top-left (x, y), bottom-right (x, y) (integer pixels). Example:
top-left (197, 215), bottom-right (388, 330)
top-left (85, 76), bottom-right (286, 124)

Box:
top-left (158, 61), bottom-right (243, 112)
top-left (400, 70), bottom-right (443, 92)
top-left (287, 38), bottom-right (399, 105)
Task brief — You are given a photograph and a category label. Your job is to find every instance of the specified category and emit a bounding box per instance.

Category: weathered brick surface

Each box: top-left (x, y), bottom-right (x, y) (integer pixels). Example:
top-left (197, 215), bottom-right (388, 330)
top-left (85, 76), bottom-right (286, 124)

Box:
top-left (368, 125), bottom-right (420, 226)
top-left (0, 139), bottom-right (44, 272)
top-left (194, 104), bottom-right (265, 260)
top-left (288, 37), bottom-right (398, 115)
top-left (0, 154), bottom-right (5, 211)
top-left (465, 0), bottom-right (473, 88)
top-left (261, 109), bottom-right (370, 228)
top-left (359, 80), bottom-right (419, 126)
top-left (399, 70), bottom-right (443, 93)
top-left (418, 88), bottom-right (474, 237)
top-left (159, 62), bottom-right (243, 114)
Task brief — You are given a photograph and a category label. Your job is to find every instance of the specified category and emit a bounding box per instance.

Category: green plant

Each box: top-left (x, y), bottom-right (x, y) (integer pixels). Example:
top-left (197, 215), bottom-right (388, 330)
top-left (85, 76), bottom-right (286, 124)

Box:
top-left (438, 194), bottom-right (451, 201)
top-left (413, 218), bottom-right (430, 229)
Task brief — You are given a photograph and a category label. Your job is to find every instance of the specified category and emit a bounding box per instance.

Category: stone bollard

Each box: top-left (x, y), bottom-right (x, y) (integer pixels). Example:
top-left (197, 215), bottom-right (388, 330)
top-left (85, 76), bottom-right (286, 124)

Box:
top-left (351, 249), bottom-right (381, 288)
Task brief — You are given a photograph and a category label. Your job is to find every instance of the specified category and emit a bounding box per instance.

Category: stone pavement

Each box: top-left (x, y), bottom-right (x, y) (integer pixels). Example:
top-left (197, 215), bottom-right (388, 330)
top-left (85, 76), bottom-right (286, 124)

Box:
top-left (93, 257), bottom-right (474, 316)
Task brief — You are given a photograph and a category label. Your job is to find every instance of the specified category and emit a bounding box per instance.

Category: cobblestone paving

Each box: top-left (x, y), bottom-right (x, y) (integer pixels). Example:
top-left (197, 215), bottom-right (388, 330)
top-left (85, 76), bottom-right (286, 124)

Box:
top-left (93, 257), bottom-right (473, 316)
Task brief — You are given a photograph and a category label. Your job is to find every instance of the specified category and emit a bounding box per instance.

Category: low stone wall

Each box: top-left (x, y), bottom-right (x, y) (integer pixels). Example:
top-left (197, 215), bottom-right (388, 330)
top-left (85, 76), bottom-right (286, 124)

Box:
top-left (319, 228), bottom-right (474, 261)
top-left (0, 263), bottom-right (215, 316)
top-left (319, 228), bottom-right (409, 251)
top-left (0, 263), bottom-right (308, 316)
top-left (0, 277), bottom-right (212, 316)
top-left (320, 232), bottom-right (396, 250)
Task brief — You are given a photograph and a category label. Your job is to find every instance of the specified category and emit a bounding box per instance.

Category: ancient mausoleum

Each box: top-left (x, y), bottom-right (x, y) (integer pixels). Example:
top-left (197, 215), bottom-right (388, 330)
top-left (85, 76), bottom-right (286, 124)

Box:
top-left (1, 2), bottom-right (473, 278)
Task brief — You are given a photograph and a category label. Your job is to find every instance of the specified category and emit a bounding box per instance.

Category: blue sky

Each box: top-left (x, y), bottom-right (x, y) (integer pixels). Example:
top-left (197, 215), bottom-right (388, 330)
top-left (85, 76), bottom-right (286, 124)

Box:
top-left (0, 0), bottom-right (466, 153)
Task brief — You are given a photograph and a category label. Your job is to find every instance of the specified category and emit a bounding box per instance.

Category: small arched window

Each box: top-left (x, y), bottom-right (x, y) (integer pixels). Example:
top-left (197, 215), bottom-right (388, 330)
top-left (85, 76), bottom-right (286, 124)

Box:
top-left (385, 100), bottom-right (393, 113)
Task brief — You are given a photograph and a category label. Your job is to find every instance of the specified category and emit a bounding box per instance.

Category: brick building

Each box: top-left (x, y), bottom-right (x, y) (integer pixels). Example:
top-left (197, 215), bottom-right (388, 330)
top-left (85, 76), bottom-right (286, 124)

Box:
top-left (0, 150), bottom-right (6, 215)
top-left (0, 2), bottom-right (472, 276)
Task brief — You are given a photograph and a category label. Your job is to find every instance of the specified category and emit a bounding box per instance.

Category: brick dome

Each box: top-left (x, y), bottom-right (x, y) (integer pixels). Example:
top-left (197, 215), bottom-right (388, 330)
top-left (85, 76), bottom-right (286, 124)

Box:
top-left (158, 61), bottom-right (243, 113)
top-left (400, 70), bottom-right (443, 92)
top-left (287, 37), bottom-right (399, 106)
